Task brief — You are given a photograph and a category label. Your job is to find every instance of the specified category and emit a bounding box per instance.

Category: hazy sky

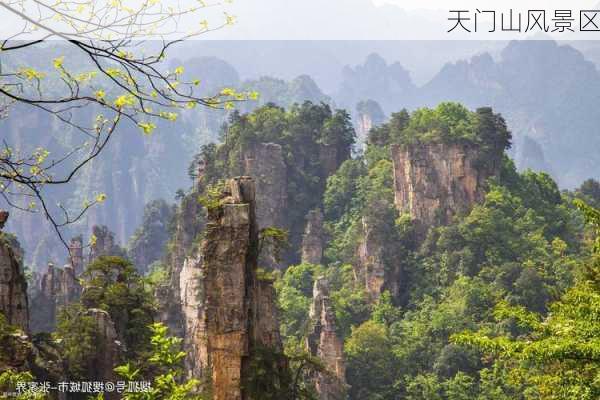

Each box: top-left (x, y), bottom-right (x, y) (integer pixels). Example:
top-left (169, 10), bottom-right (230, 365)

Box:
top-left (202, 0), bottom-right (600, 40)
top-left (3, 0), bottom-right (600, 41)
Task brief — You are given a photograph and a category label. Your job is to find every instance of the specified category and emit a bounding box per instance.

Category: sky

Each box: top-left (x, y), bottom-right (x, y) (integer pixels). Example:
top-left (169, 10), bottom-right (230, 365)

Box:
top-left (201, 0), bottom-right (600, 40)
top-left (3, 0), bottom-right (600, 41)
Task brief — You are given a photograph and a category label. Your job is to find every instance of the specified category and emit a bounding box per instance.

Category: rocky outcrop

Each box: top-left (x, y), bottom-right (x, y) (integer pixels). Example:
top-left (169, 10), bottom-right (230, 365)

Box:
top-left (0, 214), bottom-right (63, 379)
top-left (88, 225), bottom-right (126, 263)
top-left (355, 100), bottom-right (385, 145)
top-left (205, 177), bottom-right (286, 399)
top-left (179, 253), bottom-right (208, 380)
top-left (0, 328), bottom-right (64, 384)
top-left (158, 190), bottom-right (204, 338)
top-left (391, 142), bottom-right (500, 230)
top-left (241, 139), bottom-right (347, 269)
top-left (319, 144), bottom-right (347, 180)
top-left (243, 143), bottom-right (288, 269)
top-left (0, 211), bottom-right (8, 230)
top-left (176, 177), bottom-right (288, 399)
top-left (30, 263), bottom-right (81, 333)
top-left (301, 209), bottom-right (325, 265)
top-left (68, 236), bottom-right (84, 275)
top-left (306, 278), bottom-right (347, 400)
top-left (86, 308), bottom-right (121, 385)
top-left (243, 143), bottom-right (288, 232)
top-left (127, 199), bottom-right (174, 274)
top-left (356, 218), bottom-right (386, 302)
top-left (0, 329), bottom-right (33, 373)
top-left (355, 216), bottom-right (403, 303)
top-left (0, 215), bottom-right (29, 332)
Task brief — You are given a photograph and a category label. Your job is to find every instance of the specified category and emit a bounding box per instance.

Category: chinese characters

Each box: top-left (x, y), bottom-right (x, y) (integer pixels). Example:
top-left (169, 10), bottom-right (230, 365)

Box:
top-left (13, 380), bottom-right (152, 395)
top-left (448, 9), bottom-right (599, 33)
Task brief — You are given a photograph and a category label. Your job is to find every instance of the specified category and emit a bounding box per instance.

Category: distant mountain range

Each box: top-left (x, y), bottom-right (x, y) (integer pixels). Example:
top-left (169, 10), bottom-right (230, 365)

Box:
top-left (2, 39), bottom-right (599, 269)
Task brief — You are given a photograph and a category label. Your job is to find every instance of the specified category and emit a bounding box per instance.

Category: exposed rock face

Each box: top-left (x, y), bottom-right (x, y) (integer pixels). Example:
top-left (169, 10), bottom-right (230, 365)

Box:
top-left (88, 225), bottom-right (126, 263)
top-left (158, 190), bottom-right (204, 338)
top-left (355, 216), bottom-right (403, 303)
top-left (356, 218), bottom-right (386, 302)
top-left (86, 308), bottom-right (121, 385)
top-left (306, 278), bottom-right (347, 400)
top-left (301, 209), bottom-right (324, 265)
top-left (0, 229), bottom-right (29, 332)
top-left (42, 264), bottom-right (81, 307)
top-left (68, 236), bottom-right (84, 275)
top-left (179, 252), bottom-right (208, 380)
top-left (355, 100), bottom-right (385, 145)
top-left (391, 142), bottom-right (500, 230)
top-left (175, 177), bottom-right (288, 399)
top-left (31, 263), bottom-right (81, 333)
top-left (243, 143), bottom-right (288, 269)
top-left (127, 199), bottom-right (174, 274)
top-left (238, 138), bottom-right (349, 268)
top-left (0, 329), bottom-right (33, 372)
top-left (0, 211), bottom-right (8, 230)
top-left (243, 143), bottom-right (288, 232)
top-left (319, 144), bottom-right (346, 180)
top-left (205, 177), bottom-right (286, 400)
top-left (0, 327), bottom-right (64, 383)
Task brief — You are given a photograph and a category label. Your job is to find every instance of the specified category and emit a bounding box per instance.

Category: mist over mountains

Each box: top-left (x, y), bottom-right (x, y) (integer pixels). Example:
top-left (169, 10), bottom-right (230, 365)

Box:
top-left (2, 39), bottom-right (599, 269)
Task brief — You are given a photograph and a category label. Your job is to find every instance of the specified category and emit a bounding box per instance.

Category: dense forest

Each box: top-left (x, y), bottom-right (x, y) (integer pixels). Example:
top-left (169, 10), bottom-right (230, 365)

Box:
top-left (2, 98), bottom-right (599, 400)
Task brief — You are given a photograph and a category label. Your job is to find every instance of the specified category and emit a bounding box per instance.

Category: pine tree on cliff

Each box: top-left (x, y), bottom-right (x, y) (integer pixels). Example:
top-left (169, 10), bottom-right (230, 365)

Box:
top-left (474, 107), bottom-right (512, 154)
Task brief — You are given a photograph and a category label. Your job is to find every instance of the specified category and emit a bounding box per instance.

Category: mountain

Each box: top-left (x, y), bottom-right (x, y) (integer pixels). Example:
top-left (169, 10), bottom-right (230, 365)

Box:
top-left (335, 53), bottom-right (417, 114)
top-left (330, 40), bottom-right (600, 188)
top-left (420, 40), bottom-right (600, 188)
top-left (4, 39), bottom-right (600, 270)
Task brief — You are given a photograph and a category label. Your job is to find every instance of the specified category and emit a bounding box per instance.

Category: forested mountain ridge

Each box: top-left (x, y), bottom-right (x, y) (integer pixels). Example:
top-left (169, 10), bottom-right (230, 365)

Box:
top-left (3, 39), bottom-right (599, 271)
top-left (340, 40), bottom-right (600, 189)
top-left (1, 99), bottom-right (599, 399)
top-left (419, 40), bottom-right (600, 189)
top-left (0, 50), bottom-right (328, 269)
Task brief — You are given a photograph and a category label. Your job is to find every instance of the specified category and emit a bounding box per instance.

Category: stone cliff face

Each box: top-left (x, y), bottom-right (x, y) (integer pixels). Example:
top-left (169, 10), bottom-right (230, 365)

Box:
top-left (240, 139), bottom-right (348, 268)
top-left (68, 236), bottom-right (84, 275)
top-left (355, 218), bottom-right (387, 302)
top-left (243, 143), bottom-right (288, 269)
top-left (0, 240), bottom-right (29, 331)
top-left (391, 142), bottom-right (500, 230)
top-left (158, 191), bottom-right (204, 338)
top-left (179, 252), bottom-right (208, 380)
top-left (86, 308), bottom-right (122, 390)
top-left (0, 215), bottom-right (29, 332)
top-left (127, 199), bottom-right (174, 275)
top-left (243, 143), bottom-right (288, 232)
top-left (0, 215), bottom-right (63, 380)
top-left (355, 100), bottom-right (385, 146)
top-left (30, 262), bottom-right (81, 333)
top-left (301, 209), bottom-right (325, 265)
top-left (88, 225), bottom-right (126, 263)
top-left (355, 215), bottom-right (403, 303)
top-left (206, 177), bottom-right (286, 399)
top-left (174, 177), bottom-right (287, 399)
top-left (306, 278), bottom-right (347, 400)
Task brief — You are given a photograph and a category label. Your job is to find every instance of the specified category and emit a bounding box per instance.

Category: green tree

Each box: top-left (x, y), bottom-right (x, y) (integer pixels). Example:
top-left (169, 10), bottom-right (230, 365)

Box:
top-left (0, 0), bottom-right (248, 248)
top-left (275, 263), bottom-right (322, 341)
top-left (54, 303), bottom-right (100, 380)
top-left (80, 256), bottom-right (156, 362)
top-left (113, 323), bottom-right (205, 400)
top-left (345, 320), bottom-right (398, 400)
top-left (453, 201), bottom-right (600, 400)
top-left (0, 370), bottom-right (45, 400)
